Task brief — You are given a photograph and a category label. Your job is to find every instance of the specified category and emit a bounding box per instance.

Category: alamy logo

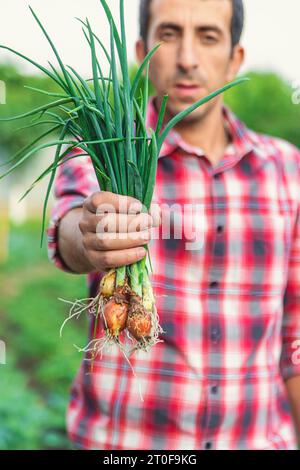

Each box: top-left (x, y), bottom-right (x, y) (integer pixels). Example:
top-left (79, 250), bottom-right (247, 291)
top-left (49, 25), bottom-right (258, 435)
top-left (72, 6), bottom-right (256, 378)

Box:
top-left (95, 201), bottom-right (205, 252)
top-left (0, 81), bottom-right (6, 105)
top-left (292, 339), bottom-right (300, 366)
top-left (0, 340), bottom-right (6, 365)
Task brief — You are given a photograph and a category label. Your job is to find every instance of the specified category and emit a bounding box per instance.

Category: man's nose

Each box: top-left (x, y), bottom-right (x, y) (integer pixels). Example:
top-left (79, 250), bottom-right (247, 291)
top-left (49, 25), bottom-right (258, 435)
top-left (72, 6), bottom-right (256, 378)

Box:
top-left (176, 37), bottom-right (199, 73)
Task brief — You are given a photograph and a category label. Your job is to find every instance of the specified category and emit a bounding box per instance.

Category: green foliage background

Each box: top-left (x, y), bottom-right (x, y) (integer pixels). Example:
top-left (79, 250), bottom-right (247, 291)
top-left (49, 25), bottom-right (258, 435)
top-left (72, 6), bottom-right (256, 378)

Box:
top-left (0, 220), bottom-right (87, 449)
top-left (0, 64), bottom-right (63, 158)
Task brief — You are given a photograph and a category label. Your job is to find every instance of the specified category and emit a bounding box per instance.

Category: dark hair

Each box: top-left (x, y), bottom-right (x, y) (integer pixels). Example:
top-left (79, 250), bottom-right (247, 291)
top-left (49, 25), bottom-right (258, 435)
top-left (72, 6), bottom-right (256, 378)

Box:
top-left (139, 0), bottom-right (244, 48)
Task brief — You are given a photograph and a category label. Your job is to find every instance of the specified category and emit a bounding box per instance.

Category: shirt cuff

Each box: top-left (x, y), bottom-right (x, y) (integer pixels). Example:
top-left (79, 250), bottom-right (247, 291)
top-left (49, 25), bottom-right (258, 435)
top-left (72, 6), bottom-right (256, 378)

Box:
top-left (47, 195), bottom-right (85, 273)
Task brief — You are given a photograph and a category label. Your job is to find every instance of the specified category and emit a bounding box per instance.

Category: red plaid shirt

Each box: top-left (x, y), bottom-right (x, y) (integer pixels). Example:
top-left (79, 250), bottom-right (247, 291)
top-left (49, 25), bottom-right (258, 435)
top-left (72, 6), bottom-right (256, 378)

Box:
top-left (48, 100), bottom-right (300, 450)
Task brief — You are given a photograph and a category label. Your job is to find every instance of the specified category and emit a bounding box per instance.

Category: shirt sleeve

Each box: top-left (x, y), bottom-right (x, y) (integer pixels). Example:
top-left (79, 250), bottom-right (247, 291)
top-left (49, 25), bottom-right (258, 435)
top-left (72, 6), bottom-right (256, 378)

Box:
top-left (47, 148), bottom-right (99, 273)
top-left (280, 150), bottom-right (300, 380)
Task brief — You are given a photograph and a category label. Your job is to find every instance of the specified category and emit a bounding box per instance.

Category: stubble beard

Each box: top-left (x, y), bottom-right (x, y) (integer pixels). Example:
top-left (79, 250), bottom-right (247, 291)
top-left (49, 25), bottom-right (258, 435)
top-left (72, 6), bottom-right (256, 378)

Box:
top-left (164, 97), bottom-right (217, 127)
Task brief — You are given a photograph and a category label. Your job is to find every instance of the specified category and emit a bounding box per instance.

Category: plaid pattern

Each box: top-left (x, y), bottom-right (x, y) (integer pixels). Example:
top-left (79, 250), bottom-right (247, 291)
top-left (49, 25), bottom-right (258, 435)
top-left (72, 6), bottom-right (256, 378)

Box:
top-left (47, 100), bottom-right (300, 450)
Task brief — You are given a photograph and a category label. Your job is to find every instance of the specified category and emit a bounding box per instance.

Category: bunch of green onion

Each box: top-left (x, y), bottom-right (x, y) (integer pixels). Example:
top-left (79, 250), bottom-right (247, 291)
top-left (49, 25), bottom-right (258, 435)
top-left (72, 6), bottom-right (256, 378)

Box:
top-left (0, 0), bottom-right (247, 363)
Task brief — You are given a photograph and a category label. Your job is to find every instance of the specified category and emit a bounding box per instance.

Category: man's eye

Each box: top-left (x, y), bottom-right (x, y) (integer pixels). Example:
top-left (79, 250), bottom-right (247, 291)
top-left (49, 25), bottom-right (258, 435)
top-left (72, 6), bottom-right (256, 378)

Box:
top-left (202, 35), bottom-right (218, 44)
top-left (161, 31), bottom-right (176, 40)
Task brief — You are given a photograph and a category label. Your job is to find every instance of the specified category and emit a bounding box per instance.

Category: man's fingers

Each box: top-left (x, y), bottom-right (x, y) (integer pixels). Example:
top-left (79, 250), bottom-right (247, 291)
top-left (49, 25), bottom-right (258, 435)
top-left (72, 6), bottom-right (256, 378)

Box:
top-left (96, 213), bottom-right (153, 234)
top-left (80, 212), bottom-right (154, 234)
top-left (84, 191), bottom-right (143, 215)
top-left (89, 247), bottom-right (147, 270)
top-left (150, 202), bottom-right (162, 228)
top-left (85, 230), bottom-right (151, 251)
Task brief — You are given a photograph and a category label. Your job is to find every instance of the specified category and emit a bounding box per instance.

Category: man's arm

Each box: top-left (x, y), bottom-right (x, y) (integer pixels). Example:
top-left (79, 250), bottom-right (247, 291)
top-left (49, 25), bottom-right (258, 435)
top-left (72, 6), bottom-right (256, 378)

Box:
top-left (280, 151), bottom-right (300, 445)
top-left (47, 148), bottom-right (99, 274)
top-left (285, 376), bottom-right (300, 446)
top-left (280, 211), bottom-right (300, 446)
top-left (58, 207), bottom-right (95, 274)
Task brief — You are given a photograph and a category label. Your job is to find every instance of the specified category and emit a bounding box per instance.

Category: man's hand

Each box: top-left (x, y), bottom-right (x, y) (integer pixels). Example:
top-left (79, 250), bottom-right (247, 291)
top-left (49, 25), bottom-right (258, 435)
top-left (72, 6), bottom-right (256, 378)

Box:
top-left (58, 191), bottom-right (161, 274)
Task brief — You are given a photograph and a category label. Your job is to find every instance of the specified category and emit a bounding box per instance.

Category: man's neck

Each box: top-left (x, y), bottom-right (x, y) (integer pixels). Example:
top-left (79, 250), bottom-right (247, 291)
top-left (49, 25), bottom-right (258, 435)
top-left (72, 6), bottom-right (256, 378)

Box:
top-left (164, 102), bottom-right (231, 169)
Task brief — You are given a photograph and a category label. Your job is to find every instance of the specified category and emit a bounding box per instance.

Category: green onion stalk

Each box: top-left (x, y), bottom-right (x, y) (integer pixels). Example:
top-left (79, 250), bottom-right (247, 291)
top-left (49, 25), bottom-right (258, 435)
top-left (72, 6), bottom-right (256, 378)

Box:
top-left (0, 0), bottom-right (248, 367)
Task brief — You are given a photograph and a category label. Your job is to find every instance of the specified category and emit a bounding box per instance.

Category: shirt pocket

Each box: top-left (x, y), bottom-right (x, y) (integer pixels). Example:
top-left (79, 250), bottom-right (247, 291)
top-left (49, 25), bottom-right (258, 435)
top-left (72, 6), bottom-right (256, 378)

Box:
top-left (228, 201), bottom-right (293, 293)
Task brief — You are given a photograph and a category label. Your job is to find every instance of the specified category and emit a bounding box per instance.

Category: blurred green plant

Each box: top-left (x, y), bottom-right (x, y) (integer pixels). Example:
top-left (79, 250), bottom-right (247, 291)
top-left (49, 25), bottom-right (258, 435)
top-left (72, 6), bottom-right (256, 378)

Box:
top-left (0, 63), bottom-right (62, 158)
top-left (0, 220), bottom-right (87, 449)
top-left (0, 365), bottom-right (71, 450)
top-left (225, 71), bottom-right (300, 148)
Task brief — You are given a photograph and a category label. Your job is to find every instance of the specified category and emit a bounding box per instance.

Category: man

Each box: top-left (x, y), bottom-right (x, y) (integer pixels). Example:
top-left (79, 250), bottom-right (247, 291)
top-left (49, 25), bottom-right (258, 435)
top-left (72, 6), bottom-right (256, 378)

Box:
top-left (48, 0), bottom-right (300, 450)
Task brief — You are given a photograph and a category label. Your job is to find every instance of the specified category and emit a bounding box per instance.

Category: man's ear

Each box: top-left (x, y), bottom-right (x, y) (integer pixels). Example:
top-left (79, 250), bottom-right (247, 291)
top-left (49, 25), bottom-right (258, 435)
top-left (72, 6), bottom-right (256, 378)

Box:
top-left (226, 44), bottom-right (245, 82)
top-left (135, 38), bottom-right (147, 64)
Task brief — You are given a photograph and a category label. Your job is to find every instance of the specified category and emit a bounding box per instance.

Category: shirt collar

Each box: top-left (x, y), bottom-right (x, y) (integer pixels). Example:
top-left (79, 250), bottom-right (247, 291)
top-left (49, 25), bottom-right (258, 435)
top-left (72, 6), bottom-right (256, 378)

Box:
top-left (146, 97), bottom-right (268, 163)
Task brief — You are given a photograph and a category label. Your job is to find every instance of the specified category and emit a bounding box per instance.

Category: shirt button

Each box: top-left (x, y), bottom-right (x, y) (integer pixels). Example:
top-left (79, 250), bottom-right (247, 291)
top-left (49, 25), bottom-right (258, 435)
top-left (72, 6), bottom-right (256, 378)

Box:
top-left (213, 173), bottom-right (221, 180)
top-left (210, 281), bottom-right (219, 289)
top-left (210, 326), bottom-right (221, 343)
top-left (217, 225), bottom-right (224, 234)
top-left (211, 385), bottom-right (219, 395)
top-left (205, 442), bottom-right (212, 450)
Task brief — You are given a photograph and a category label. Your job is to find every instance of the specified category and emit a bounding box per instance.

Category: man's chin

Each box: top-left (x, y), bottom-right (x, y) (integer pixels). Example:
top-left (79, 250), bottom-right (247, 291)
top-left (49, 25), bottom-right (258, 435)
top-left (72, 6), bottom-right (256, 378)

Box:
top-left (167, 98), bottom-right (210, 120)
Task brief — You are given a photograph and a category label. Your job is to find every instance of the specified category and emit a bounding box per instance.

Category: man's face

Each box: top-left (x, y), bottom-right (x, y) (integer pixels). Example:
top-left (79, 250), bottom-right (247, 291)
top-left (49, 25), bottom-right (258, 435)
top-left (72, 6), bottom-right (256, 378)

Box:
top-left (136, 0), bottom-right (243, 122)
